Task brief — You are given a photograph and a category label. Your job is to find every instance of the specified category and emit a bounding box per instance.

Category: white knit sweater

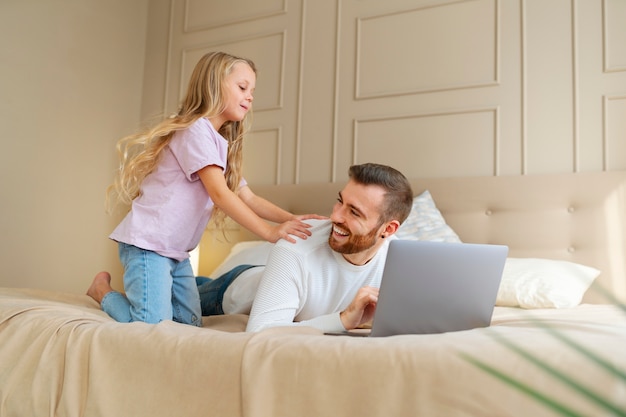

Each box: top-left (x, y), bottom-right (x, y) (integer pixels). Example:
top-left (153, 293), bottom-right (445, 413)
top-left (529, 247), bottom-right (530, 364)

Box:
top-left (245, 219), bottom-right (392, 333)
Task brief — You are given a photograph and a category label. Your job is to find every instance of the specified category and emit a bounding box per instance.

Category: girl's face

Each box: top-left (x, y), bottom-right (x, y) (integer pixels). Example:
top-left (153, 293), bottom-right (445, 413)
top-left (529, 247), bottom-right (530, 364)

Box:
top-left (218, 62), bottom-right (256, 126)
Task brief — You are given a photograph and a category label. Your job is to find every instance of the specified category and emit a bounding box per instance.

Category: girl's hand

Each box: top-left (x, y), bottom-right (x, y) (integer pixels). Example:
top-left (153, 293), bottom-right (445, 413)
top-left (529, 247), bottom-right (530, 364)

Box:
top-left (268, 218), bottom-right (317, 243)
top-left (265, 213), bottom-right (329, 243)
top-left (272, 214), bottom-right (328, 243)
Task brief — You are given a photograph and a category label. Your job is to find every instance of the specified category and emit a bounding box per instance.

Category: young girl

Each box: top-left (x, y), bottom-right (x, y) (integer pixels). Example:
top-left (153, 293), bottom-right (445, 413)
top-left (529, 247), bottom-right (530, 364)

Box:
top-left (87, 51), bottom-right (321, 326)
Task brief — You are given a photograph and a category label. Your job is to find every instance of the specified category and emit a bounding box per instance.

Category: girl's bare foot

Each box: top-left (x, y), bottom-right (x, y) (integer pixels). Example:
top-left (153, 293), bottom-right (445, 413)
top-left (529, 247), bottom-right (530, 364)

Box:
top-left (86, 271), bottom-right (113, 304)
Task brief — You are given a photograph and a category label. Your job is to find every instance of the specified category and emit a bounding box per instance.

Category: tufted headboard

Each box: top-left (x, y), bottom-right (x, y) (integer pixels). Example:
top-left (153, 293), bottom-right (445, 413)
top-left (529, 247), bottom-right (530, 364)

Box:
top-left (201, 171), bottom-right (626, 304)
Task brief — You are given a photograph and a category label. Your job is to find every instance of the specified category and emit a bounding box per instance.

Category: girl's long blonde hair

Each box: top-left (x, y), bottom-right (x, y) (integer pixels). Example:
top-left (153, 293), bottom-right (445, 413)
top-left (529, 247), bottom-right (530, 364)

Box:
top-left (107, 51), bottom-right (256, 228)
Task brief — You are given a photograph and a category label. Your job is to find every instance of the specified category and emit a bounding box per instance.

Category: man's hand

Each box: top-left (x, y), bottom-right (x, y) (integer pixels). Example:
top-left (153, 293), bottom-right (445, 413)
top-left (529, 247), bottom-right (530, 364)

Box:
top-left (339, 286), bottom-right (379, 330)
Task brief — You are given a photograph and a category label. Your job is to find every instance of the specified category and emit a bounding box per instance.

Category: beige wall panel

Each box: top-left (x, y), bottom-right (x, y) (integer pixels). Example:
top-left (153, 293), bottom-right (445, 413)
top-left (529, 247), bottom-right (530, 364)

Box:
top-left (354, 109), bottom-right (498, 178)
top-left (356, 0), bottom-right (497, 98)
top-left (524, 0), bottom-right (574, 174)
top-left (179, 33), bottom-right (286, 110)
top-left (604, 0), bottom-right (626, 72)
top-left (298, 0), bottom-right (339, 184)
top-left (184, 0), bottom-right (286, 32)
top-left (606, 96), bottom-right (626, 170)
top-left (494, 0), bottom-right (523, 175)
top-left (244, 128), bottom-right (282, 184)
top-left (576, 0), bottom-right (605, 172)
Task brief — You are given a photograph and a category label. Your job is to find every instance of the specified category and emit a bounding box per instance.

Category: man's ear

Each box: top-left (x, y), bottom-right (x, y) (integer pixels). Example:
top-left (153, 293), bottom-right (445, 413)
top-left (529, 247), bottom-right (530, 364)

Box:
top-left (384, 220), bottom-right (401, 237)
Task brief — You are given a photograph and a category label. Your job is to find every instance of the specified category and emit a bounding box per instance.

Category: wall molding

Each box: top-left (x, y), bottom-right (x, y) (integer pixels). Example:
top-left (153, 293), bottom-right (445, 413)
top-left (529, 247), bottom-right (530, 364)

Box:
top-left (294, 0), bottom-right (307, 183)
top-left (332, 0), bottom-right (342, 182)
top-left (249, 126), bottom-right (283, 185)
top-left (520, 0), bottom-right (527, 175)
top-left (602, 0), bottom-right (626, 73)
top-left (603, 94), bottom-right (626, 170)
top-left (354, 0), bottom-right (500, 100)
top-left (352, 106), bottom-right (501, 176)
top-left (183, 0), bottom-right (287, 33)
top-left (571, 0), bottom-right (579, 172)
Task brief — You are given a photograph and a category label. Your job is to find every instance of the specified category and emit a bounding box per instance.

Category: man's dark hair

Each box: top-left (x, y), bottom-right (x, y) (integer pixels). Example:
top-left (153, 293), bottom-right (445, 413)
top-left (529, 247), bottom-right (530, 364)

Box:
top-left (348, 163), bottom-right (413, 224)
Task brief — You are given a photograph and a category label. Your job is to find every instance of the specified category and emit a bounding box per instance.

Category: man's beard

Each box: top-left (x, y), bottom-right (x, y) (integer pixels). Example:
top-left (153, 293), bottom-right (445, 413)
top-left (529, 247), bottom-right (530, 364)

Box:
top-left (328, 222), bottom-right (381, 255)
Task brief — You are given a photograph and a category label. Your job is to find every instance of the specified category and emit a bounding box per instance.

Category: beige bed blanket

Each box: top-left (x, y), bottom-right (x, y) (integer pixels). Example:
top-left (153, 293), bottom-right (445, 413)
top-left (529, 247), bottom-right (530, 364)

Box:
top-left (0, 288), bottom-right (250, 417)
top-left (1, 287), bottom-right (625, 417)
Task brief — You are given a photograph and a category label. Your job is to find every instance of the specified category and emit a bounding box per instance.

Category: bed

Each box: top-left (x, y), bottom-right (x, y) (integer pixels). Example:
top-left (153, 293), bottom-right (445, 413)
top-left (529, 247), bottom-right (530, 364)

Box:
top-left (1, 170), bottom-right (625, 417)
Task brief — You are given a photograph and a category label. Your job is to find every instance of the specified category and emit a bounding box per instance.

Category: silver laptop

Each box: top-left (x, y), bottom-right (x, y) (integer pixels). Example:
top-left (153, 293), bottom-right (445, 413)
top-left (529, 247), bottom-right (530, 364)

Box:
top-left (327, 240), bottom-right (508, 337)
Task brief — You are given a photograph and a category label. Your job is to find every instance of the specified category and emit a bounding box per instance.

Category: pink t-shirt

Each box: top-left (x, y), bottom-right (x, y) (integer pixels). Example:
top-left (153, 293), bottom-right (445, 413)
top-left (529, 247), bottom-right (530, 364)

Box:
top-left (110, 118), bottom-right (242, 261)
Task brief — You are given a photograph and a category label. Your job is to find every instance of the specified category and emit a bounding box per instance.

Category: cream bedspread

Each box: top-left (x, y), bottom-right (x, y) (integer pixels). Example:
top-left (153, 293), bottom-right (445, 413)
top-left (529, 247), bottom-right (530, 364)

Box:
top-left (1, 287), bottom-right (625, 417)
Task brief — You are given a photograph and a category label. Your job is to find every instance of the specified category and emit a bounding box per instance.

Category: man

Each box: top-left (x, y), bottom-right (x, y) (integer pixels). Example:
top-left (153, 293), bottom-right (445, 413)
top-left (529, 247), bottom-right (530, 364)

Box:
top-left (198, 163), bottom-right (413, 333)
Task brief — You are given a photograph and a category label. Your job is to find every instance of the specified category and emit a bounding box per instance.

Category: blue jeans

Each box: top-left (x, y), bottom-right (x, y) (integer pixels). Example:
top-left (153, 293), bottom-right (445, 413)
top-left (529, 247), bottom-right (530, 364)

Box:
top-left (101, 243), bottom-right (202, 326)
top-left (196, 264), bottom-right (259, 315)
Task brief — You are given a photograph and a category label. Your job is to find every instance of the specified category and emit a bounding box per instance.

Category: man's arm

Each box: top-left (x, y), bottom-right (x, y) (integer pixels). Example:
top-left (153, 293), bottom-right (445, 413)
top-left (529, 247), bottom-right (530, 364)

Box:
top-left (245, 245), bottom-right (345, 333)
top-left (245, 246), bottom-right (307, 332)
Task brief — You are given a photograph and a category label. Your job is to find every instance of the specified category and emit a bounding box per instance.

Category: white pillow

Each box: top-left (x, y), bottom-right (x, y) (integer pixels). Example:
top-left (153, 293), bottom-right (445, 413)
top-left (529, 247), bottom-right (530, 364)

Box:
top-left (395, 190), bottom-right (461, 243)
top-left (496, 258), bottom-right (600, 309)
top-left (210, 241), bottom-right (272, 277)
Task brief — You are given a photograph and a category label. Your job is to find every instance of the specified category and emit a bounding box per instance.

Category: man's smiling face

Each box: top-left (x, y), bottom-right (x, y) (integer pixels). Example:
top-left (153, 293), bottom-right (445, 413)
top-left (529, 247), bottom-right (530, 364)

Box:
top-left (328, 180), bottom-right (387, 264)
